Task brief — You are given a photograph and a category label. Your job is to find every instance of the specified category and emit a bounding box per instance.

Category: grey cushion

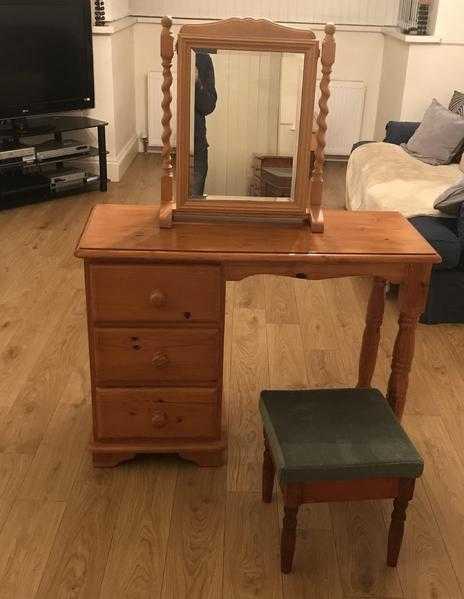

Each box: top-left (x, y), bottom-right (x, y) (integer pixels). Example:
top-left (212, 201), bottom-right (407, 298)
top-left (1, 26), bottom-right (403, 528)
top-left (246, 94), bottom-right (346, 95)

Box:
top-left (403, 99), bottom-right (464, 165)
top-left (434, 177), bottom-right (464, 216)
top-left (260, 388), bottom-right (424, 484)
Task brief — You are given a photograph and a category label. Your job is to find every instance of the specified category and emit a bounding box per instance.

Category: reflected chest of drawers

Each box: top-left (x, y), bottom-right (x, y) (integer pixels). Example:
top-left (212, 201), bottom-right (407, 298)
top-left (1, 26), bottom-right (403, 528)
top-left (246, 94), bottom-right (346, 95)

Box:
top-left (76, 203), bottom-right (439, 468)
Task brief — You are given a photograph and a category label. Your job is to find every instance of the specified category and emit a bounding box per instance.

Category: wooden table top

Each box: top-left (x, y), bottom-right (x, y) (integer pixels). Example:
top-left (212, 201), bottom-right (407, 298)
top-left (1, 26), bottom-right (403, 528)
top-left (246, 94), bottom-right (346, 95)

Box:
top-left (75, 204), bottom-right (440, 265)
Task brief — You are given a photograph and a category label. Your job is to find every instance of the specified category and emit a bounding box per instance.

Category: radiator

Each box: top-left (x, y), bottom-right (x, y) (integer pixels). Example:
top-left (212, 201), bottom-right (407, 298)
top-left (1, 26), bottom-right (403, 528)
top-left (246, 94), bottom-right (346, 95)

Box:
top-left (316, 80), bottom-right (366, 156)
top-left (398, 0), bottom-right (433, 34)
top-left (148, 72), bottom-right (365, 157)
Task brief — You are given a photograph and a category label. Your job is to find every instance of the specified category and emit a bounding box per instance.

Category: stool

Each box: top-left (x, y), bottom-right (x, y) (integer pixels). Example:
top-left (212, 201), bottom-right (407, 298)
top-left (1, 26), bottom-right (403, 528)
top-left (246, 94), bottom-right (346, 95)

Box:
top-left (259, 388), bottom-right (423, 574)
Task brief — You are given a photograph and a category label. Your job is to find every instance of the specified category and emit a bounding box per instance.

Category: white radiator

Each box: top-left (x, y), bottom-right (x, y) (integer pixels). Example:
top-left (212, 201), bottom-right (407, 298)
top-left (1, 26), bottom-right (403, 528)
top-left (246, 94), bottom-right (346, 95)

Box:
top-left (148, 72), bottom-right (365, 157)
top-left (317, 80), bottom-right (366, 156)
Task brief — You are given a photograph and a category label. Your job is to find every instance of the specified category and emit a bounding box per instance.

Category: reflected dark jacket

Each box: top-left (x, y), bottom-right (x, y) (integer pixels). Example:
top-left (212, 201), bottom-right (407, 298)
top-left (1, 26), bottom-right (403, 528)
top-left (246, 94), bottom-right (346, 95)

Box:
top-left (194, 52), bottom-right (217, 152)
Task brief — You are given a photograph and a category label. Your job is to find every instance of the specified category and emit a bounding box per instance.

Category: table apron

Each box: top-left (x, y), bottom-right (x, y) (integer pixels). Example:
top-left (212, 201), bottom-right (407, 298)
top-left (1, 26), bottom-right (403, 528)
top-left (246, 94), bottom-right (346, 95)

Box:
top-left (223, 261), bottom-right (407, 283)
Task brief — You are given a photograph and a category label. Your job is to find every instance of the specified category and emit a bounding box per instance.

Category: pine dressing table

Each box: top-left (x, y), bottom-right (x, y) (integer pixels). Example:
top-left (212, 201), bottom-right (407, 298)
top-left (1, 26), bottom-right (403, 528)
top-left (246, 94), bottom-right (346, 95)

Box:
top-left (75, 203), bottom-right (440, 468)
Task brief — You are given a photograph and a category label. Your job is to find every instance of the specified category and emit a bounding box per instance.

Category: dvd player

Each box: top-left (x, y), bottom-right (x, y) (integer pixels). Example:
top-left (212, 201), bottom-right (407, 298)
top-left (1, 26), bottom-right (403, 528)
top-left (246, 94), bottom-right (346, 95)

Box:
top-left (0, 144), bottom-right (35, 165)
top-left (45, 168), bottom-right (86, 191)
top-left (36, 139), bottom-right (91, 161)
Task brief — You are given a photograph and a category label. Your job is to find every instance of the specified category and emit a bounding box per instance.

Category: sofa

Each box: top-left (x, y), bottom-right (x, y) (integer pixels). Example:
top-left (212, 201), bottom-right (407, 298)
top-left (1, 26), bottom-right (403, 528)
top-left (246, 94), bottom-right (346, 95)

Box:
top-left (348, 121), bottom-right (464, 324)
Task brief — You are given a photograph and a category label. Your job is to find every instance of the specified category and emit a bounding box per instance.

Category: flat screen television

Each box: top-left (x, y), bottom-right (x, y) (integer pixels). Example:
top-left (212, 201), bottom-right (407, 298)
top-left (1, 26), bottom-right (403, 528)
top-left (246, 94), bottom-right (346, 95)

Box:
top-left (0, 0), bottom-right (94, 121)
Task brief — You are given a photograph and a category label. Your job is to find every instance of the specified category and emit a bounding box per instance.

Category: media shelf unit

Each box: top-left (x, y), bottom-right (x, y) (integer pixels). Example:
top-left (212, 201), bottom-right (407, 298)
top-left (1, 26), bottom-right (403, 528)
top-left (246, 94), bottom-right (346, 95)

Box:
top-left (0, 116), bottom-right (108, 210)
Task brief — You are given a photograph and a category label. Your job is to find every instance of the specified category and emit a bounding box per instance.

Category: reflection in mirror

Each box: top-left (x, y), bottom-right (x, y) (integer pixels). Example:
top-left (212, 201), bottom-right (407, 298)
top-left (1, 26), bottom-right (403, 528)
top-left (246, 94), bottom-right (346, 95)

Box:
top-left (189, 49), bottom-right (304, 201)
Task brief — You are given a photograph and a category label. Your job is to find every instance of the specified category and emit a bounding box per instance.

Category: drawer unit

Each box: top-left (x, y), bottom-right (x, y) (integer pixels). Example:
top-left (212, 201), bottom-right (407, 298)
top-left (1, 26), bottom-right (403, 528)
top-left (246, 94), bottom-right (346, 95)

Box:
top-left (95, 388), bottom-right (219, 440)
top-left (88, 263), bottom-right (221, 323)
top-left (94, 327), bottom-right (220, 386)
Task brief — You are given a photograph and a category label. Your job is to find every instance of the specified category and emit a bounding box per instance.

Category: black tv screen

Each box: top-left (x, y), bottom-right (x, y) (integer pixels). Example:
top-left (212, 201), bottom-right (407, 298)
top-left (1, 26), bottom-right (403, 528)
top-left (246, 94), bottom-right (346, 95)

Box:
top-left (0, 0), bottom-right (94, 120)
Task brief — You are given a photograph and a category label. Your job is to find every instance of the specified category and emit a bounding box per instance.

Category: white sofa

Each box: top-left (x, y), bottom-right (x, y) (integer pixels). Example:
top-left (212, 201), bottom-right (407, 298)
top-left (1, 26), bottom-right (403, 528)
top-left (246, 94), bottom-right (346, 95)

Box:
top-left (346, 142), bottom-right (462, 218)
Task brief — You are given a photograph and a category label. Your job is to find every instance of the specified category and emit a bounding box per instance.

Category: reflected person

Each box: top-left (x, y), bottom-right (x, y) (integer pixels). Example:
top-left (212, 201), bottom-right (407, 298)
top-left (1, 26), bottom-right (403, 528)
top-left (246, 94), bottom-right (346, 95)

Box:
top-left (192, 49), bottom-right (217, 197)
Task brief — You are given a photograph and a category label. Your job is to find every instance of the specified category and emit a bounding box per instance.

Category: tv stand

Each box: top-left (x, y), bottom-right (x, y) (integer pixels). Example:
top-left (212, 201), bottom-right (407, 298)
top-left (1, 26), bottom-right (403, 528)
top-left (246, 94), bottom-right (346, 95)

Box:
top-left (0, 115), bottom-right (108, 210)
top-left (4, 117), bottom-right (55, 139)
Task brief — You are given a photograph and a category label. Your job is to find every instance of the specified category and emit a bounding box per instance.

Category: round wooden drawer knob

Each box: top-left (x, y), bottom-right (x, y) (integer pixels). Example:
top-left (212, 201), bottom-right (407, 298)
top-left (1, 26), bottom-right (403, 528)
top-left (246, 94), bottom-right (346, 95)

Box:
top-left (150, 289), bottom-right (167, 308)
top-left (151, 410), bottom-right (168, 428)
top-left (151, 351), bottom-right (170, 368)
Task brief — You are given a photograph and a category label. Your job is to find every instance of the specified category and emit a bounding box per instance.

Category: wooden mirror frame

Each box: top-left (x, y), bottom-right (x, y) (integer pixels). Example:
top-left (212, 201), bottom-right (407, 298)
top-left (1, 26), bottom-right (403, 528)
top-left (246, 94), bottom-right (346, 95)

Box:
top-left (160, 17), bottom-right (335, 232)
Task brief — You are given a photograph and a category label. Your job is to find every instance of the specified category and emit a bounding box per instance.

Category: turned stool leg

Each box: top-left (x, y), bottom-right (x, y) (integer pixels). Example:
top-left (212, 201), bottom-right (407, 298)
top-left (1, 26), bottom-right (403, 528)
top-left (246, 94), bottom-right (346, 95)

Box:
top-left (262, 432), bottom-right (275, 503)
top-left (281, 505), bottom-right (299, 573)
top-left (387, 479), bottom-right (415, 567)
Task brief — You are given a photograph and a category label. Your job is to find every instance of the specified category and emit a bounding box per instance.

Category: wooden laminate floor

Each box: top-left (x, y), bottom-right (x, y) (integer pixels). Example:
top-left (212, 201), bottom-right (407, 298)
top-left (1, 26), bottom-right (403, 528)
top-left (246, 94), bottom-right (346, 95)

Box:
top-left (0, 155), bottom-right (463, 599)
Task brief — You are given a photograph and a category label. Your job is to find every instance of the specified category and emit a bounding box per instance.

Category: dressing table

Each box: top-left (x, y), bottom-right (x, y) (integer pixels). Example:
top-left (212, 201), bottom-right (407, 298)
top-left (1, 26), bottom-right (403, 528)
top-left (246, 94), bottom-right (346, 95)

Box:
top-left (75, 17), bottom-right (438, 467)
top-left (75, 204), bottom-right (439, 467)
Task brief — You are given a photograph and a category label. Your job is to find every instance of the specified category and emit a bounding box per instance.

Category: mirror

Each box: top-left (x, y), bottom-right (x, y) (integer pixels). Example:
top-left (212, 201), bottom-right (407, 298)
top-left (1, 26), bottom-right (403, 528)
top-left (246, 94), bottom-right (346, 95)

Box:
top-left (159, 17), bottom-right (336, 230)
top-left (189, 49), bottom-right (304, 201)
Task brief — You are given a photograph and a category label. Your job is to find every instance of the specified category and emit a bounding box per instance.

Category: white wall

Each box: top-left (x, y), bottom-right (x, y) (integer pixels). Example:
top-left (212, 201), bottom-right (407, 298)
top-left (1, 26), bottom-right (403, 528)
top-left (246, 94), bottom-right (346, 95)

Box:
top-left (82, 24), bottom-right (138, 181)
top-left (375, 20), bottom-right (464, 138)
top-left (111, 26), bottom-right (137, 157)
top-left (93, 1), bottom-right (464, 179)
top-left (433, 0), bottom-right (464, 43)
top-left (401, 43), bottom-right (464, 121)
top-left (327, 30), bottom-right (384, 141)
top-left (130, 0), bottom-right (400, 26)
top-left (134, 21), bottom-right (384, 147)
top-left (105, 0), bottom-right (131, 22)
top-left (374, 35), bottom-right (409, 138)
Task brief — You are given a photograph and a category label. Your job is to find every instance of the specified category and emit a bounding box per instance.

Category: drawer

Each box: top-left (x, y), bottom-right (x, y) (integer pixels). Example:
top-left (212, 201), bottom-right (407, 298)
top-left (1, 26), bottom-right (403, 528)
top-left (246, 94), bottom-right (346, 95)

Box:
top-left (94, 328), bottom-right (220, 386)
top-left (88, 264), bottom-right (221, 323)
top-left (95, 388), bottom-right (219, 440)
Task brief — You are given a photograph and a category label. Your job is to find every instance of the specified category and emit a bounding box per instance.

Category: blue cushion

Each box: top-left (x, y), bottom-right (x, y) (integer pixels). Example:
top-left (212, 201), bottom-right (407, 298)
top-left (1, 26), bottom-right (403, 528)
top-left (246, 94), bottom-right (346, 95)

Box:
top-left (260, 388), bottom-right (423, 484)
top-left (384, 121), bottom-right (420, 145)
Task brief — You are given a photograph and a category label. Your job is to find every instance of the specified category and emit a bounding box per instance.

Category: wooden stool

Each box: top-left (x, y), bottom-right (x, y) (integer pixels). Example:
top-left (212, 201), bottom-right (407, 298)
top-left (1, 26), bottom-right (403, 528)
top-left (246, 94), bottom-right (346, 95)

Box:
top-left (259, 388), bottom-right (423, 574)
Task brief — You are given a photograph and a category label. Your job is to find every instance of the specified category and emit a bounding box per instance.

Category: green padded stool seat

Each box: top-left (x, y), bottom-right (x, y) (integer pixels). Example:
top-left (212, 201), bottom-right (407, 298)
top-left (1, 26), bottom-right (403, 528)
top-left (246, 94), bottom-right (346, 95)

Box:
top-left (259, 387), bottom-right (424, 574)
top-left (259, 388), bottom-right (423, 484)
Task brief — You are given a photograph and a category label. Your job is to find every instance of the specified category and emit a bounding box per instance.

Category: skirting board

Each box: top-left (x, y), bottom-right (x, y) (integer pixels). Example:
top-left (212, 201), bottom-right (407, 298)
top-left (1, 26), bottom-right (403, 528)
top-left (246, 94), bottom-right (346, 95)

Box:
top-left (75, 135), bottom-right (139, 182)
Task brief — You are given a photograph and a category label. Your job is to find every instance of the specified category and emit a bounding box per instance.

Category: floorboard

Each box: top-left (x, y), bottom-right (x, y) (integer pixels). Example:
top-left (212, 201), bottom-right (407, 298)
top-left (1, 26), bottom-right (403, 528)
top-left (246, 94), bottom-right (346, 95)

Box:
top-left (0, 156), bottom-right (462, 598)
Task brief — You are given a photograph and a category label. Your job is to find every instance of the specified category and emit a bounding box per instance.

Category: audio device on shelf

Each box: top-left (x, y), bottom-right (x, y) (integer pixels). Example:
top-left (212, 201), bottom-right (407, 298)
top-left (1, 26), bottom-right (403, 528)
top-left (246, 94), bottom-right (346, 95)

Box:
top-left (0, 145), bottom-right (36, 167)
top-left (35, 139), bottom-right (92, 162)
top-left (45, 168), bottom-right (87, 192)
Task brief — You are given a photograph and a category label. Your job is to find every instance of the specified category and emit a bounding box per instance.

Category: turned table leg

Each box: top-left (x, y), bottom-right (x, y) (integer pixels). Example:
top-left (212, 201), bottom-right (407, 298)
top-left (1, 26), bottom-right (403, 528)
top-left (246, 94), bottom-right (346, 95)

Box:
top-left (262, 431), bottom-right (275, 503)
top-left (358, 277), bottom-right (386, 388)
top-left (387, 265), bottom-right (431, 419)
top-left (387, 312), bottom-right (420, 418)
top-left (387, 479), bottom-right (415, 567)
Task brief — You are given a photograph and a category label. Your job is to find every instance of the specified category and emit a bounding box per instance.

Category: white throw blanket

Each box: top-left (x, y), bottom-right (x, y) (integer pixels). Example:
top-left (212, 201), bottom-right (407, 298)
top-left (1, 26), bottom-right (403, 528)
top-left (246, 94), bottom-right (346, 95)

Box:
top-left (346, 142), bottom-right (463, 218)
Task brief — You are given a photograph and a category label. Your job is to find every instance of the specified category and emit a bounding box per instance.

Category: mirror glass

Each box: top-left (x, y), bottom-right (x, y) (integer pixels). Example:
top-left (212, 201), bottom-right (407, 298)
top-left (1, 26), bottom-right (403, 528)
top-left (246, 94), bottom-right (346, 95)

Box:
top-left (189, 49), bottom-right (304, 201)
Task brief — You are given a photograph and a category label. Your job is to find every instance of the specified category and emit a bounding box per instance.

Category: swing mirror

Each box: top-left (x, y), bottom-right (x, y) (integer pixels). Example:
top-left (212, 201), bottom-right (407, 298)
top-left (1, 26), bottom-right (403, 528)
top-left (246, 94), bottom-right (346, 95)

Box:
top-left (160, 17), bottom-right (336, 230)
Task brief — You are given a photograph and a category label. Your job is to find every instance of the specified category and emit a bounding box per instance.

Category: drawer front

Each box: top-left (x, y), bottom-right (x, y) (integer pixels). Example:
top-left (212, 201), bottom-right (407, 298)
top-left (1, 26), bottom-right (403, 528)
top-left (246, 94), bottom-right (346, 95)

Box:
top-left (95, 388), bottom-right (219, 440)
top-left (94, 328), bottom-right (220, 386)
top-left (89, 264), bottom-right (221, 323)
